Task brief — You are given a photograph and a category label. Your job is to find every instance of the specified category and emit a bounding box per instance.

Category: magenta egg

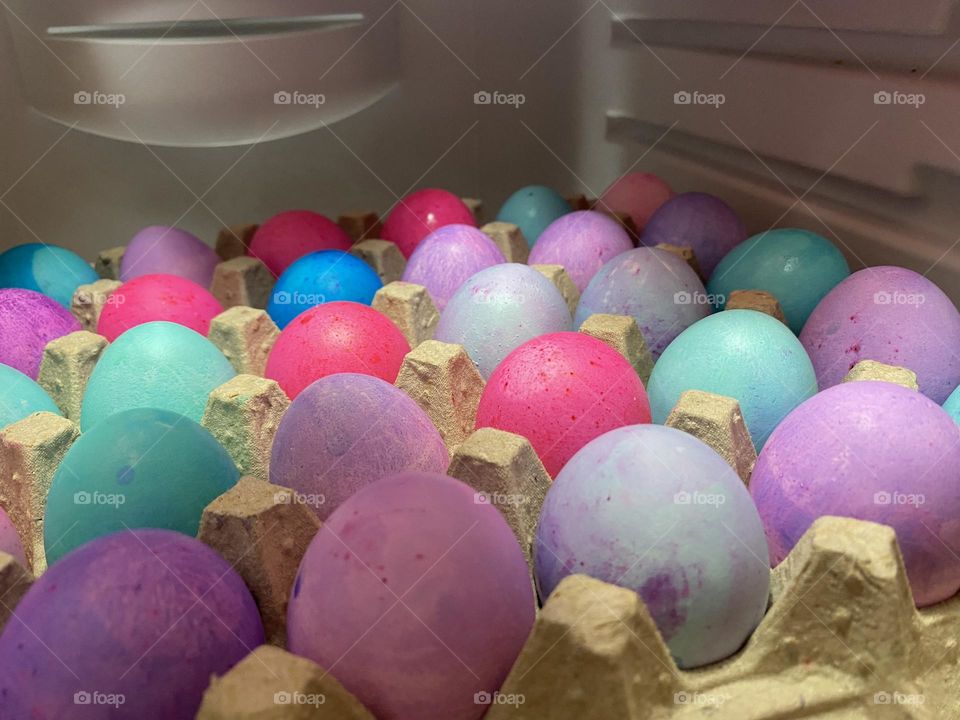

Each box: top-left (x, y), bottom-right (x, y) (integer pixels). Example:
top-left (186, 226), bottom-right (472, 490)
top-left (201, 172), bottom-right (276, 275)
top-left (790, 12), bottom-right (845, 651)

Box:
top-left (0, 506), bottom-right (26, 568)
top-left (596, 172), bottom-right (674, 231)
top-left (287, 472), bottom-right (535, 720)
top-left (120, 225), bottom-right (220, 287)
top-left (0, 288), bottom-right (80, 378)
top-left (382, 188), bottom-right (477, 258)
top-left (247, 210), bottom-right (353, 277)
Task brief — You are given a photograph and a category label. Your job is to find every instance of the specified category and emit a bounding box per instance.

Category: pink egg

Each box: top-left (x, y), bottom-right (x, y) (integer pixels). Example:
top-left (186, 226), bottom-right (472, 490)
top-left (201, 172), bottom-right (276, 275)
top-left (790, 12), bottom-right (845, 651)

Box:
top-left (120, 225), bottom-right (220, 287)
top-left (0, 506), bottom-right (26, 568)
top-left (0, 288), bottom-right (80, 379)
top-left (383, 189), bottom-right (476, 258)
top-left (97, 274), bottom-right (224, 342)
top-left (597, 172), bottom-right (674, 231)
top-left (248, 210), bottom-right (353, 276)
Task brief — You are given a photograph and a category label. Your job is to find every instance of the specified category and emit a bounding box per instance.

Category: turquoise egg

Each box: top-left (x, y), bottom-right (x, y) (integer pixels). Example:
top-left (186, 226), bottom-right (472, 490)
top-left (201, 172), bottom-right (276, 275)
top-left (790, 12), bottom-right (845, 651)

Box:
top-left (43, 407), bottom-right (238, 566)
top-left (647, 309), bottom-right (818, 449)
top-left (81, 321), bottom-right (236, 431)
top-left (496, 185), bottom-right (572, 247)
top-left (707, 228), bottom-right (850, 333)
top-left (0, 363), bottom-right (61, 428)
top-left (0, 243), bottom-right (98, 307)
top-left (943, 385), bottom-right (960, 425)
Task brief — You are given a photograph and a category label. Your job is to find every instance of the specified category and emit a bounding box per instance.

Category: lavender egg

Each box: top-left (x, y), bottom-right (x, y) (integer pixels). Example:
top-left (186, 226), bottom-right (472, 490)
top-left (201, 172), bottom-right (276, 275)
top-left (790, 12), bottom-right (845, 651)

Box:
top-left (401, 224), bottom-right (506, 310)
top-left (528, 210), bottom-right (633, 292)
top-left (120, 225), bottom-right (220, 287)
top-left (535, 424), bottom-right (770, 668)
top-left (574, 247), bottom-right (710, 359)
top-left (0, 529), bottom-right (264, 719)
top-left (0, 288), bottom-right (80, 378)
top-left (751, 381), bottom-right (960, 607)
top-left (269, 373), bottom-right (449, 520)
top-left (800, 266), bottom-right (960, 403)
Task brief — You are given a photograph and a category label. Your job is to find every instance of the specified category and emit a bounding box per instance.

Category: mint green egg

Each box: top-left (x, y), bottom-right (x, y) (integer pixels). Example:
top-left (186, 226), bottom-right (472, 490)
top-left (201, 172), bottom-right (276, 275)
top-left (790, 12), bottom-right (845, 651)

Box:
top-left (0, 363), bottom-right (61, 428)
top-left (80, 321), bottom-right (235, 431)
top-left (43, 407), bottom-right (238, 565)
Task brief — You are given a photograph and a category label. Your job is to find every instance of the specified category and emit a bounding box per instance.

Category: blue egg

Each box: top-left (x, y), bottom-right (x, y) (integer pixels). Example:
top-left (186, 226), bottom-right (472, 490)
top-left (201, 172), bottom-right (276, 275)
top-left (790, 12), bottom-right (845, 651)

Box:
top-left (943, 385), bottom-right (960, 425)
top-left (496, 185), bottom-right (572, 248)
top-left (647, 309), bottom-right (818, 449)
top-left (267, 250), bottom-right (383, 328)
top-left (81, 321), bottom-right (236, 431)
top-left (0, 363), bottom-right (61, 428)
top-left (0, 243), bottom-right (98, 307)
top-left (707, 228), bottom-right (850, 333)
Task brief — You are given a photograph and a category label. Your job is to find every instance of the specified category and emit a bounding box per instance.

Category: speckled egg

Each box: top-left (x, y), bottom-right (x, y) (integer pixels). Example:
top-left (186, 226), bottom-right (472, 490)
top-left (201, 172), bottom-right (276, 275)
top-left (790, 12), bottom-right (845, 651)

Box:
top-left (0, 243), bottom-right (98, 307)
top-left (574, 247), bottom-right (710, 359)
top-left (287, 472), bottom-right (534, 720)
top-left (596, 172), bottom-right (674, 231)
top-left (270, 374), bottom-right (448, 520)
top-left (476, 332), bottom-right (651, 476)
top-left (0, 529), bottom-right (263, 719)
top-left (641, 192), bottom-right (747, 277)
top-left (267, 250), bottom-right (383, 328)
top-left (495, 185), bottom-right (571, 247)
top-left (648, 310), bottom-right (817, 449)
top-left (528, 211), bottom-right (634, 292)
top-left (751, 381), bottom-right (960, 606)
top-left (81, 321), bottom-right (236, 430)
top-left (0, 362), bottom-right (61, 428)
top-left (382, 188), bottom-right (477, 258)
top-left (708, 228), bottom-right (850, 333)
top-left (248, 210), bottom-right (353, 277)
top-left (434, 263), bottom-right (572, 378)
top-left (0, 288), bottom-right (81, 378)
top-left (120, 225), bottom-right (220, 287)
top-left (265, 302), bottom-right (410, 398)
top-left (97, 273), bottom-right (223, 341)
top-left (0, 506), bottom-right (26, 568)
top-left (800, 266), bottom-right (960, 403)
top-left (535, 424), bottom-right (770, 668)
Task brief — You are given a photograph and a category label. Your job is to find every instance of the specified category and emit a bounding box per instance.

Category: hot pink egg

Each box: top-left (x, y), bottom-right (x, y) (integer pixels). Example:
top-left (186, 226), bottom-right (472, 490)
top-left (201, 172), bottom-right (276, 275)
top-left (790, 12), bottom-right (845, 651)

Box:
top-left (382, 189), bottom-right (476, 258)
top-left (248, 210), bottom-right (353, 276)
top-left (597, 172), bottom-right (674, 231)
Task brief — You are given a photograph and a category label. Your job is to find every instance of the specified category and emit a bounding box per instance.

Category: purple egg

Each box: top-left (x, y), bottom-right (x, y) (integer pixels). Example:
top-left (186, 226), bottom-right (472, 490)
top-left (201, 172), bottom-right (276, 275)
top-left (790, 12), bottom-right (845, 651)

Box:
top-left (642, 192), bottom-right (747, 277)
top-left (401, 224), bottom-right (506, 310)
top-left (0, 288), bottom-right (80, 378)
top-left (751, 381), bottom-right (960, 607)
top-left (287, 472), bottom-right (535, 720)
top-left (0, 506), bottom-right (26, 568)
top-left (270, 373), bottom-right (449, 520)
top-left (120, 225), bottom-right (220, 287)
top-left (0, 529), bottom-right (264, 719)
top-left (528, 210), bottom-right (634, 292)
top-left (800, 266), bottom-right (960, 403)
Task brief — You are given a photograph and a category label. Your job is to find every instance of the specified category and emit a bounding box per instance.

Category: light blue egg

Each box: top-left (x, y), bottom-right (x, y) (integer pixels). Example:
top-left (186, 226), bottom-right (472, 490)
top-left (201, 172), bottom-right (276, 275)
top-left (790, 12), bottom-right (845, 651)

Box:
top-left (943, 385), bottom-right (960, 425)
top-left (647, 309), bottom-right (818, 449)
top-left (81, 321), bottom-right (236, 431)
top-left (707, 228), bottom-right (850, 333)
top-left (0, 363), bottom-right (61, 428)
top-left (0, 243), bottom-right (98, 308)
top-left (496, 185), bottom-right (572, 248)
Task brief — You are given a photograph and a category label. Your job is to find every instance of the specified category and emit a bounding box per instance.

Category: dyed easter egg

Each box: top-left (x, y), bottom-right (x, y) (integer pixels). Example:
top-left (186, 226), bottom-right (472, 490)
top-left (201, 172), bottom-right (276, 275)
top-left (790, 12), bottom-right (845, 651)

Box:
top-left (81, 321), bottom-right (235, 430)
top-left (476, 332), bottom-right (651, 476)
top-left (0, 506), bottom-right (26, 568)
top-left (434, 263), bottom-right (572, 378)
top-left (0, 288), bottom-right (80, 378)
top-left (265, 302), bottom-right (410, 398)
top-left (495, 185), bottom-right (571, 247)
top-left (97, 273), bottom-right (223, 341)
top-left (270, 374), bottom-right (448, 519)
top-left (596, 172), bottom-right (674, 231)
top-left (708, 228), bottom-right (850, 333)
top-left (287, 472), bottom-right (534, 720)
top-left (401, 224), bottom-right (505, 310)
top-left (751, 381), bottom-right (960, 606)
top-left (0, 363), bottom-right (61, 428)
top-left (648, 310), bottom-right (817, 449)
top-left (641, 192), bottom-right (747, 277)
top-left (528, 211), bottom-right (633, 292)
top-left (574, 247), bottom-right (709, 359)
top-left (120, 225), bottom-right (220, 287)
top-left (800, 266), bottom-right (960, 403)
top-left (382, 188), bottom-right (476, 258)
top-left (535, 424), bottom-right (770, 668)
top-left (0, 243), bottom-right (98, 307)
top-left (943, 384), bottom-right (960, 424)
top-left (267, 250), bottom-right (383, 328)
top-left (248, 210), bottom-right (353, 277)
top-left (0, 529), bottom-right (263, 719)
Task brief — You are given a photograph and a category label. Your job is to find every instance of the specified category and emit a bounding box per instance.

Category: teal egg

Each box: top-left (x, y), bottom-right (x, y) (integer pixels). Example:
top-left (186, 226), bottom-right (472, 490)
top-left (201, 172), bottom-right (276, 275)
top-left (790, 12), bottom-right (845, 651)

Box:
top-left (944, 385), bottom-right (960, 425)
top-left (647, 310), bottom-right (818, 449)
top-left (81, 321), bottom-right (236, 431)
top-left (0, 243), bottom-right (98, 307)
top-left (43, 407), bottom-right (238, 565)
top-left (496, 185), bottom-right (572, 247)
top-left (707, 228), bottom-right (850, 333)
top-left (0, 363), bottom-right (61, 428)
